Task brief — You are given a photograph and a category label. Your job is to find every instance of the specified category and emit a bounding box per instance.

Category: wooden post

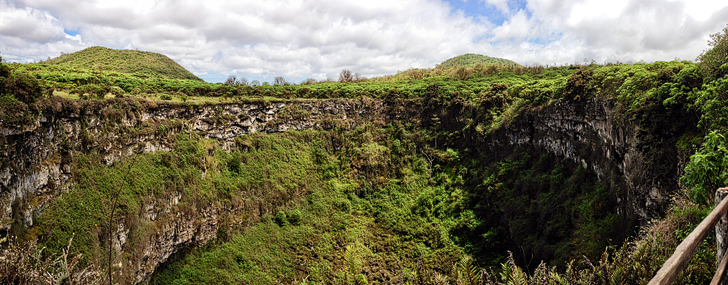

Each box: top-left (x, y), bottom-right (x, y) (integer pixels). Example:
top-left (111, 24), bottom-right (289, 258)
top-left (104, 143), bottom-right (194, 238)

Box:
top-left (716, 188), bottom-right (728, 285)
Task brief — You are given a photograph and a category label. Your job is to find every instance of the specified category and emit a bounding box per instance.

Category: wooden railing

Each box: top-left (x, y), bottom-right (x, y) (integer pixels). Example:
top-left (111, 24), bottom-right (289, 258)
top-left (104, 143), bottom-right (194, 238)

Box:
top-left (649, 188), bottom-right (728, 285)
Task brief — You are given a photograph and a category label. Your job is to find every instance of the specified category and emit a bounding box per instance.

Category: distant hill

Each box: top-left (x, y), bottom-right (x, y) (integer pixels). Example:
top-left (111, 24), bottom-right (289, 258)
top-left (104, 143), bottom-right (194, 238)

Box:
top-left (439, 54), bottom-right (521, 68)
top-left (46, 46), bottom-right (202, 81)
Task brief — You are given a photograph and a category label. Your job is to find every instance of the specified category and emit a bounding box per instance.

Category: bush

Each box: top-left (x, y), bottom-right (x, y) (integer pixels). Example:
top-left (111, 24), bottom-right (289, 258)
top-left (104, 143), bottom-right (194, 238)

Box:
top-left (5, 73), bottom-right (46, 104)
top-left (450, 66), bottom-right (474, 80)
top-left (564, 68), bottom-right (594, 100)
top-left (160, 94), bottom-right (172, 100)
top-left (0, 237), bottom-right (101, 285)
top-left (287, 209), bottom-right (301, 225)
top-left (0, 56), bottom-right (9, 93)
top-left (682, 131), bottom-right (728, 204)
top-left (275, 210), bottom-right (287, 226)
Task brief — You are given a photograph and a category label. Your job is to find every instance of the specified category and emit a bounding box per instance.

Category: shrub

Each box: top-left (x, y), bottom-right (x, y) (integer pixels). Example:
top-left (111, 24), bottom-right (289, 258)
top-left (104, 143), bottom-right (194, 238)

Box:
top-left (450, 66), bottom-right (474, 80)
top-left (111, 86), bottom-right (125, 98)
top-left (5, 73), bottom-right (46, 104)
top-left (275, 210), bottom-right (287, 226)
top-left (682, 131), bottom-right (728, 204)
top-left (0, 56), bottom-right (9, 93)
top-left (564, 69), bottom-right (594, 100)
top-left (287, 209), bottom-right (302, 225)
top-left (0, 237), bottom-right (101, 285)
top-left (160, 94), bottom-right (172, 100)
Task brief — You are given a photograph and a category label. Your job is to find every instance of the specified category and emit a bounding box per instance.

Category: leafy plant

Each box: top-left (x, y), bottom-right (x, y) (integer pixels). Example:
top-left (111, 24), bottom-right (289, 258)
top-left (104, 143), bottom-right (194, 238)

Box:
top-left (682, 131), bottom-right (728, 204)
top-left (699, 25), bottom-right (728, 81)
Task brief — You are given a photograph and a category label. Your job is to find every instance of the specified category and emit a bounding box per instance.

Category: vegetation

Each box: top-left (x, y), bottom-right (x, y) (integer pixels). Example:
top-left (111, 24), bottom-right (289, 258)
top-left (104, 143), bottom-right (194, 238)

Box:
top-left (439, 54), bottom-right (521, 68)
top-left (44, 46), bottom-right (202, 81)
top-left (2, 25), bottom-right (728, 284)
top-left (698, 26), bottom-right (728, 81)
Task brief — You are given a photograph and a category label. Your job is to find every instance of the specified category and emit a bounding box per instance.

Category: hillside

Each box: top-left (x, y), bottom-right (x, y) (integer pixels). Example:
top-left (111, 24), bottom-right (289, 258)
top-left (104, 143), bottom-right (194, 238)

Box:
top-left (439, 53), bottom-right (521, 68)
top-left (45, 46), bottom-right (203, 81)
top-left (1, 26), bottom-right (728, 284)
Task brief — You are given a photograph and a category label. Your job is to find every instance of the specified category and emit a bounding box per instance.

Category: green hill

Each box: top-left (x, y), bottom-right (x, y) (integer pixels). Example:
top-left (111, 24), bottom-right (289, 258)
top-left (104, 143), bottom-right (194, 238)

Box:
top-left (439, 53), bottom-right (521, 68)
top-left (45, 46), bottom-right (203, 81)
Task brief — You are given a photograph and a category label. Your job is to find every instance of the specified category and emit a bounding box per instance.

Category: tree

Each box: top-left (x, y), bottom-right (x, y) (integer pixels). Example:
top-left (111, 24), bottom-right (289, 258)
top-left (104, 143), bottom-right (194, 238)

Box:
top-left (274, 76), bottom-right (287, 85)
top-left (224, 75), bottom-right (237, 85)
top-left (301, 78), bottom-right (318, 85)
top-left (91, 158), bottom-right (136, 285)
top-left (699, 25), bottom-right (728, 81)
top-left (237, 77), bottom-right (248, 86)
top-left (339, 69), bottom-right (353, 83)
top-left (225, 75), bottom-right (248, 86)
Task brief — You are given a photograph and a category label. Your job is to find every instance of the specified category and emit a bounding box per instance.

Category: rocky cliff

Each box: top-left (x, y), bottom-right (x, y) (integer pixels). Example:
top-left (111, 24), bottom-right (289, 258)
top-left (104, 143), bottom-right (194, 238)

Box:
top-left (484, 97), bottom-right (694, 222)
top-left (0, 96), bottom-right (414, 283)
top-left (0, 95), bottom-right (693, 283)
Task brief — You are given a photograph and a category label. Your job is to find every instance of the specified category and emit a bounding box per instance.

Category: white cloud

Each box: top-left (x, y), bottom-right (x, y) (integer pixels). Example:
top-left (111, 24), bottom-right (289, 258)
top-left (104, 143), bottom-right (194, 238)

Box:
top-left (491, 10), bottom-right (535, 41)
top-left (484, 0), bottom-right (510, 14)
top-left (0, 2), bottom-right (64, 43)
top-left (567, 0), bottom-right (628, 25)
top-left (0, 0), bottom-right (727, 82)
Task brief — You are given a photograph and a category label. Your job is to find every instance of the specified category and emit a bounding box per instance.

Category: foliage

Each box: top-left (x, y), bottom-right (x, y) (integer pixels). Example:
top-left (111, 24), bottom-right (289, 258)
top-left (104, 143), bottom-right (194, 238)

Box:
top-left (2, 72), bottom-right (48, 104)
top-left (7, 27), bottom-right (728, 285)
top-left (690, 74), bottom-right (728, 130)
top-left (339, 69), bottom-right (354, 83)
top-left (45, 46), bottom-right (202, 81)
top-left (698, 25), bottom-right (728, 81)
top-left (6, 56), bottom-right (575, 103)
top-left (682, 131), bottom-right (728, 204)
top-left (564, 68), bottom-right (595, 101)
top-left (439, 54), bottom-right (521, 68)
top-left (0, 236), bottom-right (101, 285)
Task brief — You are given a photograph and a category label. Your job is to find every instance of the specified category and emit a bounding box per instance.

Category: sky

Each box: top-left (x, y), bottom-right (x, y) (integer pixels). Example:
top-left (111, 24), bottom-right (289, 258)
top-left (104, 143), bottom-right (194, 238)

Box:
top-left (1, 0), bottom-right (727, 83)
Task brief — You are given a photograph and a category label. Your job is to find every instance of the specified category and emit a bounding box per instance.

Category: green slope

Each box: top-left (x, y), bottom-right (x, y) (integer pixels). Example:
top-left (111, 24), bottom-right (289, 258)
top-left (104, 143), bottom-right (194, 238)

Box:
top-left (45, 46), bottom-right (203, 81)
top-left (439, 53), bottom-right (521, 68)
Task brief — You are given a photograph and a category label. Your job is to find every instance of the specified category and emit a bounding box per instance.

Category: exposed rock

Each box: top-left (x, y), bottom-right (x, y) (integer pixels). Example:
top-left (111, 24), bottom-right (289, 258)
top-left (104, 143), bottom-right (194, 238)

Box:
top-left (0, 97), bottom-right (412, 283)
top-left (0, 96), bottom-right (692, 283)
top-left (486, 98), bottom-right (692, 222)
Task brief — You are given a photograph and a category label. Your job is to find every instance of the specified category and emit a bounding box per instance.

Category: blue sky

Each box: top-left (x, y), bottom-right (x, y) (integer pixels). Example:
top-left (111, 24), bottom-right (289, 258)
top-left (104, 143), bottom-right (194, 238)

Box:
top-left (2, 0), bottom-right (728, 83)
top-left (445, 0), bottom-right (529, 26)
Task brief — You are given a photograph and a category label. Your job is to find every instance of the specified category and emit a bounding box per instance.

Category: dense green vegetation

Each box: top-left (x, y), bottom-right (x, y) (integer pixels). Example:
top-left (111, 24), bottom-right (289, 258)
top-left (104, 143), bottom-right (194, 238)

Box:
top-left (439, 54), bottom-right (521, 68)
top-left (8, 59), bottom-right (566, 101)
top-left (44, 46), bottom-right (202, 81)
top-left (2, 25), bottom-right (728, 284)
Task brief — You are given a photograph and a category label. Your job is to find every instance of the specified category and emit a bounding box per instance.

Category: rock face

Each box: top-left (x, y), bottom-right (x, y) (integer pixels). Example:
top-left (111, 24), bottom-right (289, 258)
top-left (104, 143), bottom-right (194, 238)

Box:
top-left (0, 96), bottom-right (692, 283)
top-left (0, 97), bottom-right (412, 283)
top-left (485, 98), bottom-right (693, 222)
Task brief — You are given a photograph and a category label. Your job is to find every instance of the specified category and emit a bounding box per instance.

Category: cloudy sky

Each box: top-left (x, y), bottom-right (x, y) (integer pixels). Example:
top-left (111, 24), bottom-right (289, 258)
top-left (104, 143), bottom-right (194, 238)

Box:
top-left (1, 0), bottom-right (727, 83)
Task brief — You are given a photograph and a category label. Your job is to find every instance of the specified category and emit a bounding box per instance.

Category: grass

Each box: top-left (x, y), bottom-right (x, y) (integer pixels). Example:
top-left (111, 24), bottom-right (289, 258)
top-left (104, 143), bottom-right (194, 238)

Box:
top-left (51, 90), bottom-right (285, 105)
top-left (44, 46), bottom-right (202, 81)
top-left (3, 46), bottom-right (727, 284)
top-left (439, 54), bottom-right (521, 68)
